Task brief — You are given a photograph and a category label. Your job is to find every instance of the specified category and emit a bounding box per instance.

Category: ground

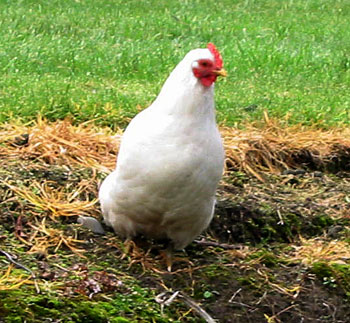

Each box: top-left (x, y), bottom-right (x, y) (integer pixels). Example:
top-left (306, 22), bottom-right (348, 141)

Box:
top-left (0, 120), bottom-right (350, 322)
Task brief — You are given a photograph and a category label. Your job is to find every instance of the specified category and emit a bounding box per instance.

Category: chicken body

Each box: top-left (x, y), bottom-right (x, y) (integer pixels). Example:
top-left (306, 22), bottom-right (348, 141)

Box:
top-left (99, 47), bottom-right (225, 250)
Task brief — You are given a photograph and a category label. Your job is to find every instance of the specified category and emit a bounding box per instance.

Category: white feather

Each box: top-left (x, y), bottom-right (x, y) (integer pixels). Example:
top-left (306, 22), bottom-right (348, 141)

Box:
top-left (99, 47), bottom-right (225, 250)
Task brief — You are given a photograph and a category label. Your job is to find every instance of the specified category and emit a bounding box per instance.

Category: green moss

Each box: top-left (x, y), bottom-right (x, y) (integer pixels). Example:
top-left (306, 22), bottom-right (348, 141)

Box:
top-left (226, 171), bottom-right (250, 187)
top-left (311, 262), bottom-right (333, 278)
top-left (0, 285), bottom-right (177, 323)
top-left (201, 264), bottom-right (229, 279)
top-left (236, 274), bottom-right (264, 291)
top-left (312, 214), bottom-right (334, 229)
top-left (247, 250), bottom-right (280, 268)
top-left (311, 262), bottom-right (350, 298)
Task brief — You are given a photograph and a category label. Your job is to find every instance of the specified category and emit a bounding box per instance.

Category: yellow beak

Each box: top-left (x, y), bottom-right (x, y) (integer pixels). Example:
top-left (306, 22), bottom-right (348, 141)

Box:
top-left (213, 68), bottom-right (227, 77)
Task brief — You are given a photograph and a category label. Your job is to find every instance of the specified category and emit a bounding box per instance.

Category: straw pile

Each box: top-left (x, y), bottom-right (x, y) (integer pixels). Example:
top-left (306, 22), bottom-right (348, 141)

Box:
top-left (2, 116), bottom-right (349, 178)
top-left (0, 117), bottom-right (121, 173)
top-left (222, 120), bottom-right (350, 178)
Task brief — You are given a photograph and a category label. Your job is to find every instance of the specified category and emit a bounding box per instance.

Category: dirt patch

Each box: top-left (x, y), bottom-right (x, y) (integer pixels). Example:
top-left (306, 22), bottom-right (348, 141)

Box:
top-left (1, 120), bottom-right (350, 322)
top-left (211, 171), bottom-right (350, 244)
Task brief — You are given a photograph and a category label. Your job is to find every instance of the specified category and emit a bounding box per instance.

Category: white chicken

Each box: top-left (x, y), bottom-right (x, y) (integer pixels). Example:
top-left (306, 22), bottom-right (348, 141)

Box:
top-left (99, 43), bottom-right (226, 259)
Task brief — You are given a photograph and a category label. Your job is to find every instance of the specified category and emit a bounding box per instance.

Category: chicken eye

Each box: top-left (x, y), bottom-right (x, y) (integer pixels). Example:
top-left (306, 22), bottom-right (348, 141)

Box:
top-left (201, 62), bottom-right (208, 67)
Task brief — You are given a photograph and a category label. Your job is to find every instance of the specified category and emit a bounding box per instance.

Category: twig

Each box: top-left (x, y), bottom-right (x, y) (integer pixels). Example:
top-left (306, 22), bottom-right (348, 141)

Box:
top-left (322, 302), bottom-right (337, 321)
top-left (156, 291), bottom-right (216, 323)
top-left (194, 238), bottom-right (242, 250)
top-left (229, 301), bottom-right (255, 310)
top-left (255, 291), bottom-right (267, 305)
top-left (53, 263), bottom-right (70, 272)
top-left (268, 304), bottom-right (297, 322)
top-left (0, 248), bottom-right (41, 294)
top-left (228, 288), bottom-right (242, 303)
top-left (277, 209), bottom-right (284, 225)
top-left (179, 293), bottom-right (216, 323)
top-left (0, 249), bottom-right (34, 276)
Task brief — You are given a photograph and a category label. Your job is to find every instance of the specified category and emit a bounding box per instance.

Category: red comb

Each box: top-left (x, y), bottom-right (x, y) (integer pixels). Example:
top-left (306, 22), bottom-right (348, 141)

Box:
top-left (207, 43), bottom-right (223, 69)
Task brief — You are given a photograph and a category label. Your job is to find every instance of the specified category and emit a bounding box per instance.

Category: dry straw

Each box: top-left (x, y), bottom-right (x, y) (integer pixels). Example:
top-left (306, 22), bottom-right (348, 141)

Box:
top-left (1, 116), bottom-right (350, 178)
top-left (0, 265), bottom-right (34, 291)
top-left (222, 115), bottom-right (350, 178)
top-left (291, 237), bottom-right (350, 266)
top-left (0, 116), bottom-right (121, 173)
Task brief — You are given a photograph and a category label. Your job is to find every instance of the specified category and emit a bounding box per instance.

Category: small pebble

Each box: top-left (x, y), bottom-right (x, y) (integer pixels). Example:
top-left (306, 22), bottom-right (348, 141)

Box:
top-left (282, 169), bottom-right (306, 176)
top-left (313, 171), bottom-right (323, 178)
top-left (77, 216), bottom-right (105, 235)
top-left (327, 225), bottom-right (343, 238)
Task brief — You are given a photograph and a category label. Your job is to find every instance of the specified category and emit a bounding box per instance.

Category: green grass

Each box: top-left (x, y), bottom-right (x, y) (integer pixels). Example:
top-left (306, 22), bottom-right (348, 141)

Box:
top-left (0, 0), bottom-right (350, 128)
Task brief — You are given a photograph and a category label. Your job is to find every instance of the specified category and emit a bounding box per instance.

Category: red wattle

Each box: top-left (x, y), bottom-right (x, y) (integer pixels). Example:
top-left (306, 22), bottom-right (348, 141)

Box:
top-left (200, 75), bottom-right (217, 87)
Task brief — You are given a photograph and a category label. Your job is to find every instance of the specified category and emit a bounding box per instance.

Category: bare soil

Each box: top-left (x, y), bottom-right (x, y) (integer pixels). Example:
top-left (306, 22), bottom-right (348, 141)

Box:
top-left (1, 125), bottom-right (350, 322)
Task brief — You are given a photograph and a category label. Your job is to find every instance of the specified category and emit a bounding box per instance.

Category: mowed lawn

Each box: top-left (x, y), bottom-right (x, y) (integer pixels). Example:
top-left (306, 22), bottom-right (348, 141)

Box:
top-left (0, 0), bottom-right (349, 128)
